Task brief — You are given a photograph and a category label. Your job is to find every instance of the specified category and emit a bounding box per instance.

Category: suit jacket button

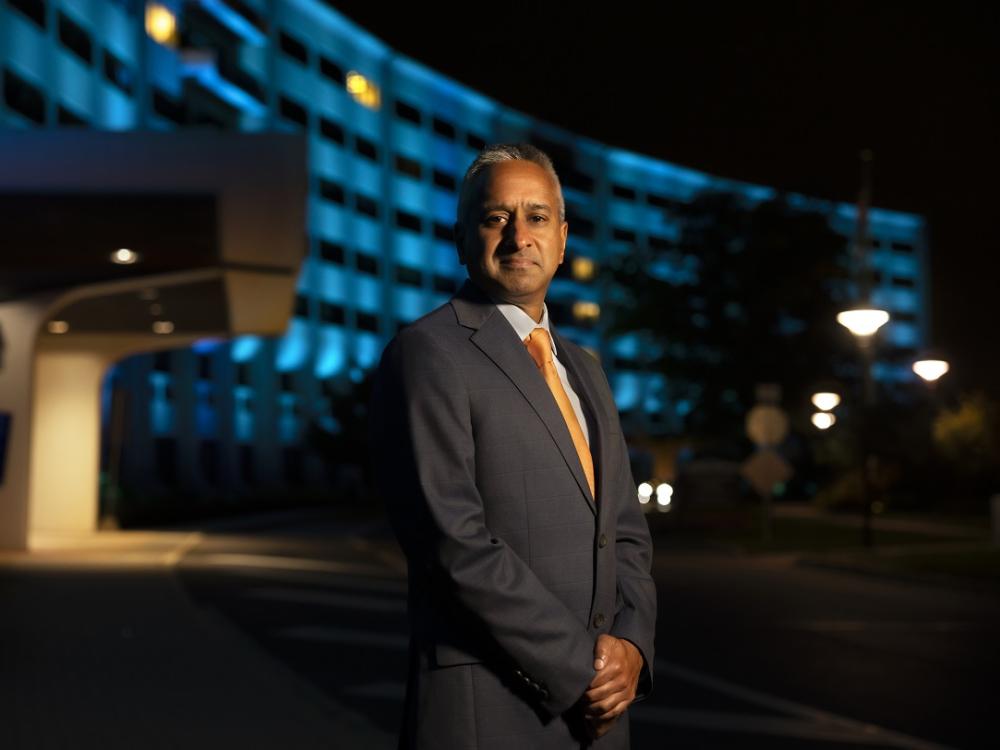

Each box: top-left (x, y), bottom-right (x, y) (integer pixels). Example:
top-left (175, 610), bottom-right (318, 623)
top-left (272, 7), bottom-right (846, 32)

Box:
top-left (593, 612), bottom-right (606, 628)
top-left (598, 534), bottom-right (608, 548)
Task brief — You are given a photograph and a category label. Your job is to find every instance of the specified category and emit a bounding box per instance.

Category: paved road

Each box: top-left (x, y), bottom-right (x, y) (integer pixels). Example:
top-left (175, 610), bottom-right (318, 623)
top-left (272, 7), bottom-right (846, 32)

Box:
top-left (174, 509), bottom-right (999, 749)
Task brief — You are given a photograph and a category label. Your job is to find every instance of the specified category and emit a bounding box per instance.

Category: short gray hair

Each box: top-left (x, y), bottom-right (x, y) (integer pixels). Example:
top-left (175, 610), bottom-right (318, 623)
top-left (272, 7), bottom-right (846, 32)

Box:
top-left (456, 143), bottom-right (566, 224)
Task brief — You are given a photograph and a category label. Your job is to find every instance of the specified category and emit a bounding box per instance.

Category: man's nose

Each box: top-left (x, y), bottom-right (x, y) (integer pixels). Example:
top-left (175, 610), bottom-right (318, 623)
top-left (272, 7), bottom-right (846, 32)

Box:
top-left (502, 215), bottom-right (532, 248)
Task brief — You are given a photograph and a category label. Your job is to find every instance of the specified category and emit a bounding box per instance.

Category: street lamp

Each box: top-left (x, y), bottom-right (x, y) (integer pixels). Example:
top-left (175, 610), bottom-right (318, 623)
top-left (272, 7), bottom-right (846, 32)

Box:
top-left (838, 305), bottom-right (889, 547)
top-left (811, 392), bottom-right (841, 411)
top-left (913, 358), bottom-right (949, 383)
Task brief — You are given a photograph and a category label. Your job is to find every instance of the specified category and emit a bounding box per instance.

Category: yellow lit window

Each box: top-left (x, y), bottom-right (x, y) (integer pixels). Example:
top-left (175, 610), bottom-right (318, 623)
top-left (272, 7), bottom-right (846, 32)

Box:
top-left (572, 301), bottom-right (600, 322)
top-left (346, 71), bottom-right (381, 110)
top-left (145, 3), bottom-right (178, 47)
top-left (571, 257), bottom-right (596, 281)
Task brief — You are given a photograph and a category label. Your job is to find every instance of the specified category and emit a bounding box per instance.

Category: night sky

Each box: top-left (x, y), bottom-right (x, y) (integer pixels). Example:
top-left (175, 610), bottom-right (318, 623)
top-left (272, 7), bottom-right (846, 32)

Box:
top-left (333, 1), bottom-right (1000, 399)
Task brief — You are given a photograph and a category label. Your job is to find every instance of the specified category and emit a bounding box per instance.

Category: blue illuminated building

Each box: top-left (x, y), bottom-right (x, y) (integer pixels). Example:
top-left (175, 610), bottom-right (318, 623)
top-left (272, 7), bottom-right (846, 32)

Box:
top-left (0, 0), bottom-right (929, 499)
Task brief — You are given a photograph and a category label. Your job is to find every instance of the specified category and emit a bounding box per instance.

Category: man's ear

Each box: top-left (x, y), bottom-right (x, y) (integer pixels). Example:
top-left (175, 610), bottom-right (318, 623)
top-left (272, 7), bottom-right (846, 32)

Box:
top-left (559, 220), bottom-right (568, 263)
top-left (454, 222), bottom-right (466, 266)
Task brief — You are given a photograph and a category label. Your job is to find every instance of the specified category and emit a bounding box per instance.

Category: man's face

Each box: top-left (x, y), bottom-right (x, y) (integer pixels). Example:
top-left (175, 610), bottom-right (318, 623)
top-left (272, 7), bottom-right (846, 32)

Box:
top-left (456, 160), bottom-right (568, 309)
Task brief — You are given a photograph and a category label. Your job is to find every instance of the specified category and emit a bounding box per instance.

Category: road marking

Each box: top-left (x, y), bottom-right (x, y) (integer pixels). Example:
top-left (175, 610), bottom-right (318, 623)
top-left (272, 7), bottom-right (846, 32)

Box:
top-left (162, 532), bottom-right (203, 566)
top-left (652, 659), bottom-right (956, 750)
top-left (276, 625), bottom-right (409, 650)
top-left (246, 586), bottom-right (407, 613)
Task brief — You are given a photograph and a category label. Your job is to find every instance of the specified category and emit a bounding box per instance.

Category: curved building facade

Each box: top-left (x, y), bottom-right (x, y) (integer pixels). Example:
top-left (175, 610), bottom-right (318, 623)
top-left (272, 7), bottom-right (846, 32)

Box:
top-left (0, 0), bottom-right (928, 505)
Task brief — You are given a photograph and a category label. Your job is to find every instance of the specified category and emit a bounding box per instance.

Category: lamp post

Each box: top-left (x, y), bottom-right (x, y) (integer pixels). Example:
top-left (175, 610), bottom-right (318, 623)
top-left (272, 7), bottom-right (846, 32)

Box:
top-left (837, 308), bottom-right (889, 547)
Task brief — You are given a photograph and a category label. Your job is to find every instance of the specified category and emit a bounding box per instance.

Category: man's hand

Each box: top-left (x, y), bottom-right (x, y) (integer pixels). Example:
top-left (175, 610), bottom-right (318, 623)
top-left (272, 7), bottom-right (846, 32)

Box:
top-left (582, 634), bottom-right (643, 739)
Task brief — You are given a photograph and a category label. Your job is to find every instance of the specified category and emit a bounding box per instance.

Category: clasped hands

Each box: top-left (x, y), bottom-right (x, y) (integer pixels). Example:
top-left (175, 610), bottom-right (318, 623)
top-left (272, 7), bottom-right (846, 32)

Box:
top-left (580, 634), bottom-right (643, 740)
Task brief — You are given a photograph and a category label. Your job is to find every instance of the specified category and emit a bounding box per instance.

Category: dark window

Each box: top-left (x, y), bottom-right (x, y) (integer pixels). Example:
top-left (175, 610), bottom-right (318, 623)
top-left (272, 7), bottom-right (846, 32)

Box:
top-left (612, 184), bottom-right (637, 200)
top-left (101, 48), bottom-right (133, 95)
top-left (869, 238), bottom-right (881, 248)
top-left (152, 87), bottom-right (185, 124)
top-left (433, 274), bottom-right (456, 294)
top-left (649, 235), bottom-right (673, 251)
top-left (294, 294), bottom-right (310, 318)
top-left (279, 95), bottom-right (308, 128)
top-left (562, 167), bottom-right (594, 193)
top-left (319, 116), bottom-right (344, 143)
top-left (566, 208), bottom-right (594, 238)
top-left (239, 444), bottom-right (254, 484)
top-left (319, 56), bottom-right (344, 85)
top-left (355, 253), bottom-right (379, 275)
top-left (433, 222), bottom-right (454, 243)
top-left (283, 446), bottom-right (303, 484)
top-left (319, 301), bottom-right (345, 325)
top-left (395, 209), bottom-right (422, 233)
top-left (318, 240), bottom-right (345, 264)
top-left (236, 363), bottom-right (250, 385)
top-left (891, 276), bottom-right (916, 288)
top-left (432, 116), bottom-right (456, 139)
top-left (891, 241), bottom-right (915, 253)
top-left (8, 0), bottom-right (46, 29)
top-left (394, 99), bottom-right (422, 124)
top-left (200, 440), bottom-right (220, 484)
top-left (57, 104), bottom-right (87, 126)
top-left (433, 169), bottom-right (456, 191)
top-left (893, 311), bottom-right (917, 322)
top-left (198, 354), bottom-right (212, 379)
top-left (613, 227), bottom-right (637, 243)
top-left (647, 192), bottom-right (678, 211)
top-left (355, 194), bottom-right (379, 218)
top-left (153, 352), bottom-right (171, 372)
top-left (466, 132), bottom-right (487, 150)
top-left (394, 154), bottom-right (422, 179)
top-left (278, 30), bottom-right (308, 65)
top-left (154, 438), bottom-right (177, 485)
top-left (356, 311), bottom-right (379, 332)
top-left (3, 68), bottom-right (46, 124)
top-left (396, 265), bottom-right (422, 287)
top-left (355, 135), bottom-right (378, 161)
top-left (318, 177), bottom-right (345, 204)
top-left (57, 12), bottom-right (92, 64)
top-left (280, 372), bottom-right (294, 392)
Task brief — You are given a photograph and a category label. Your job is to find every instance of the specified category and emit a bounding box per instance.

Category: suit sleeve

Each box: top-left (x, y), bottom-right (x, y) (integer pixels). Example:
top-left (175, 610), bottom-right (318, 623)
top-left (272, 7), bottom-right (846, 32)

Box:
top-left (370, 328), bottom-right (596, 717)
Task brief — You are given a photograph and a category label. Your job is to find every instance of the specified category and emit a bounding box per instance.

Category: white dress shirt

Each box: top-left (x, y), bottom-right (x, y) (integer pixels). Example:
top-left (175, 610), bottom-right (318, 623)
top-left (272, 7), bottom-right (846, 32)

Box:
top-left (493, 301), bottom-right (591, 447)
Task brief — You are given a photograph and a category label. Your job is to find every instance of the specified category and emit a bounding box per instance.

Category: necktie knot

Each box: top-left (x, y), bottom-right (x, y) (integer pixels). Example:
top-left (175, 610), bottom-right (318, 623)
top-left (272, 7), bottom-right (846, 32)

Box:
top-left (524, 327), bottom-right (553, 370)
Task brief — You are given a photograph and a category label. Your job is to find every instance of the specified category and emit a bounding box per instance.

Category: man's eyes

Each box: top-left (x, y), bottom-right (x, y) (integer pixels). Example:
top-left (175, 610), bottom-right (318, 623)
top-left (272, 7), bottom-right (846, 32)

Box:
top-left (482, 214), bottom-right (548, 225)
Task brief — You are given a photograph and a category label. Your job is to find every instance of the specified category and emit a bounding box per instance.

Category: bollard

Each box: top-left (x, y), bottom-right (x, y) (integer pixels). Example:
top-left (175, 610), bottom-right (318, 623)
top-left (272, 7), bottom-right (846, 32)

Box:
top-left (992, 494), bottom-right (1000, 547)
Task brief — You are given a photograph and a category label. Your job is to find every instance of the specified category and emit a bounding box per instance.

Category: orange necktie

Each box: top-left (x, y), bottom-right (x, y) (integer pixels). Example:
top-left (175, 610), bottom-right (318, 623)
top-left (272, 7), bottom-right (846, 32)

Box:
top-left (524, 327), bottom-right (596, 500)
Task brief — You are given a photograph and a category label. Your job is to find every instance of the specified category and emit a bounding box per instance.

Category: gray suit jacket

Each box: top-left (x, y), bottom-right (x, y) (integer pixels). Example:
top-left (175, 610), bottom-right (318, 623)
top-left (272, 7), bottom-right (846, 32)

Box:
top-left (370, 280), bottom-right (657, 749)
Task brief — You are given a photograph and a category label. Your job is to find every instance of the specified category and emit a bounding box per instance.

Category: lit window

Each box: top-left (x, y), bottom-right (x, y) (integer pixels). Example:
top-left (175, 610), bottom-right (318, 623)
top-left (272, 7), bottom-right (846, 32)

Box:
top-left (572, 301), bottom-right (600, 322)
top-left (571, 257), bottom-right (596, 281)
top-left (346, 71), bottom-right (380, 110)
top-left (145, 3), bottom-right (177, 47)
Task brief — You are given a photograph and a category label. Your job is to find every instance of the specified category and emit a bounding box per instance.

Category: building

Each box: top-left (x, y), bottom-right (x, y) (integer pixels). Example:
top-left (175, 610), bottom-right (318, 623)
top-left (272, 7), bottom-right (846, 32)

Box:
top-left (0, 0), bottom-right (929, 513)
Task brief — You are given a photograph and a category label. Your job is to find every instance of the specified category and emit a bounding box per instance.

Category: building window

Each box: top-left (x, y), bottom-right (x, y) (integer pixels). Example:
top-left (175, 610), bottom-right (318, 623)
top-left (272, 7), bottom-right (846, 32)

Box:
top-left (152, 87), bottom-right (185, 124)
top-left (199, 440), bottom-right (220, 484)
top-left (433, 222), bottom-right (454, 243)
top-left (355, 253), bottom-right (379, 276)
top-left (319, 56), bottom-right (345, 86)
top-left (153, 351), bottom-right (171, 372)
top-left (612, 184), bottom-right (637, 200)
top-left (278, 30), bottom-right (309, 65)
top-left (566, 209), bottom-right (594, 238)
top-left (236, 363), bottom-right (250, 385)
top-left (319, 302), bottom-right (345, 325)
top-left (279, 95), bottom-right (308, 128)
top-left (466, 132), bottom-right (487, 150)
top-left (649, 235), bottom-right (673, 251)
top-left (154, 438), bottom-right (177, 485)
top-left (318, 177), bottom-right (345, 204)
top-left (8, 0), bottom-right (46, 29)
top-left (239, 444), bottom-right (254, 483)
top-left (319, 116), bottom-right (344, 144)
top-left (280, 372), bottom-right (294, 392)
top-left (102, 48), bottom-right (134, 95)
top-left (396, 265), bottom-right (422, 287)
top-left (891, 276), bottom-right (916, 288)
top-left (354, 135), bottom-right (378, 161)
top-left (394, 154), bottom-right (422, 179)
top-left (356, 311), bottom-right (379, 332)
top-left (355, 194), bottom-right (379, 218)
top-left (646, 192), bottom-right (678, 211)
top-left (57, 12), bottom-right (93, 64)
top-left (433, 274), bottom-right (456, 294)
top-left (613, 227), bottom-right (637, 243)
top-left (3, 68), bottom-right (46, 124)
top-left (198, 354), bottom-right (212, 380)
top-left (318, 240), bottom-right (345, 264)
top-left (394, 99), bottom-right (422, 124)
top-left (346, 70), bottom-right (380, 109)
top-left (433, 169), bottom-right (456, 191)
top-left (432, 116), bottom-right (456, 140)
top-left (394, 209), bottom-right (422, 233)
top-left (283, 446), bottom-right (303, 484)
top-left (57, 104), bottom-right (87, 126)
top-left (294, 294), bottom-right (310, 318)
top-left (891, 241), bottom-right (915, 253)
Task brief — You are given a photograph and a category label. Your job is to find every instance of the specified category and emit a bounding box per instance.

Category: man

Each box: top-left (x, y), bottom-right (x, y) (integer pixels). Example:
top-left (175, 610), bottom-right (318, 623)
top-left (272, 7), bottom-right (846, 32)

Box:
top-left (370, 144), bottom-right (656, 748)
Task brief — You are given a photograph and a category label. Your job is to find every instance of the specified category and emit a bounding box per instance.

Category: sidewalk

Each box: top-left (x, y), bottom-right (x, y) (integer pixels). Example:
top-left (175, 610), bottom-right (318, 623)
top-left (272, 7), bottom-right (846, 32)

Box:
top-left (0, 530), bottom-right (395, 750)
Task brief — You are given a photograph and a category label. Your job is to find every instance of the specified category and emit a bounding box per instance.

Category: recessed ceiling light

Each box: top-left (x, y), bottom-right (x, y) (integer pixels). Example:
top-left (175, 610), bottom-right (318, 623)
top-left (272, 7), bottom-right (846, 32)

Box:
top-left (47, 320), bottom-right (69, 334)
top-left (111, 248), bottom-right (140, 265)
top-left (152, 321), bottom-right (174, 334)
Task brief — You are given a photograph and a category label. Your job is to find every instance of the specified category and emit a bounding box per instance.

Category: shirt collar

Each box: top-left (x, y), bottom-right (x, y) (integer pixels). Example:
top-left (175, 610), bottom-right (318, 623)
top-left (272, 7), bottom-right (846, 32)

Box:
top-left (493, 299), bottom-right (557, 356)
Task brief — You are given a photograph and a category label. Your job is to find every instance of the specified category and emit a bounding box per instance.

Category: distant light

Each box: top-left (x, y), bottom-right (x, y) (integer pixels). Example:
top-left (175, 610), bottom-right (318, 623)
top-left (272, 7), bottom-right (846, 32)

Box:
top-left (811, 392), bottom-right (841, 411)
top-left (111, 248), bottom-right (139, 265)
top-left (656, 494), bottom-right (671, 507)
top-left (47, 320), bottom-right (69, 334)
top-left (655, 482), bottom-right (673, 499)
top-left (811, 412), bottom-right (836, 430)
top-left (138, 288), bottom-right (158, 301)
top-left (637, 482), bottom-right (653, 503)
top-left (573, 301), bottom-right (600, 322)
top-left (913, 359), bottom-right (949, 383)
top-left (152, 320), bottom-right (175, 334)
top-left (149, 303), bottom-right (163, 316)
top-left (572, 257), bottom-right (596, 281)
top-left (346, 71), bottom-right (381, 109)
top-left (836, 308), bottom-right (889, 337)
top-left (145, 3), bottom-right (177, 46)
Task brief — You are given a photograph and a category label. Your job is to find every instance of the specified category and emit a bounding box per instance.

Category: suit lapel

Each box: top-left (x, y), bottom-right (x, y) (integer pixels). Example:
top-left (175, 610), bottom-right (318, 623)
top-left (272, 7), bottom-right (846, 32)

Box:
top-left (451, 282), bottom-right (597, 516)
